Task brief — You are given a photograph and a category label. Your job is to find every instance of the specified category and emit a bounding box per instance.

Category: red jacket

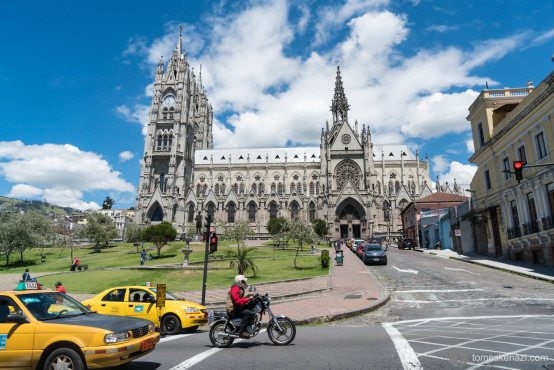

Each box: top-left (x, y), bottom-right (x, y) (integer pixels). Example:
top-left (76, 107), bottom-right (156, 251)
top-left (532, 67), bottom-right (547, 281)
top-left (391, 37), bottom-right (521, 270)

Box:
top-left (56, 286), bottom-right (66, 294)
top-left (230, 285), bottom-right (250, 305)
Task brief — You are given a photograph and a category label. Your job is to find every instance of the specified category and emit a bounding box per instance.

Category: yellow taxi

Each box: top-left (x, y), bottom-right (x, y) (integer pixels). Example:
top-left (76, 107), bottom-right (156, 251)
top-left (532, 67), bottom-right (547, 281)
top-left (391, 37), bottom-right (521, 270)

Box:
top-left (82, 285), bottom-right (208, 335)
top-left (0, 281), bottom-right (160, 369)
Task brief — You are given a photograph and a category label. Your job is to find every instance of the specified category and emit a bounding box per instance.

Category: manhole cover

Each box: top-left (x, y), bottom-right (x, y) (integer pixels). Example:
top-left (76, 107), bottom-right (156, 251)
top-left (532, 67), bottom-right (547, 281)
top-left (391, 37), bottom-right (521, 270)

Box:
top-left (367, 297), bottom-right (377, 300)
top-left (344, 294), bottom-right (362, 299)
top-left (503, 286), bottom-right (513, 289)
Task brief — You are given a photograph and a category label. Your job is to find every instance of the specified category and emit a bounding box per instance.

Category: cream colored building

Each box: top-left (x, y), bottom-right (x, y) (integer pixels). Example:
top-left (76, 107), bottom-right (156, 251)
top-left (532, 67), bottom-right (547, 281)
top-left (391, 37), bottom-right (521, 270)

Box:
top-left (467, 71), bottom-right (554, 266)
top-left (97, 209), bottom-right (134, 239)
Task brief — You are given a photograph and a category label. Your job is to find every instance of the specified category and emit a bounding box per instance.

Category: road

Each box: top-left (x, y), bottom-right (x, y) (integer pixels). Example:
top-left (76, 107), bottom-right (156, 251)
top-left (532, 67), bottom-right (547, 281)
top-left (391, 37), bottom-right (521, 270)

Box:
top-left (115, 248), bottom-right (554, 369)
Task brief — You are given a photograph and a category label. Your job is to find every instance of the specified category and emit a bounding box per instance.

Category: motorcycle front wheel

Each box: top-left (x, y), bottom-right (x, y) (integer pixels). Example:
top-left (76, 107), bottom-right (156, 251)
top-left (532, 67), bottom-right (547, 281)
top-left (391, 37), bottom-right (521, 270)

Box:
top-left (268, 317), bottom-right (296, 345)
top-left (209, 322), bottom-right (234, 348)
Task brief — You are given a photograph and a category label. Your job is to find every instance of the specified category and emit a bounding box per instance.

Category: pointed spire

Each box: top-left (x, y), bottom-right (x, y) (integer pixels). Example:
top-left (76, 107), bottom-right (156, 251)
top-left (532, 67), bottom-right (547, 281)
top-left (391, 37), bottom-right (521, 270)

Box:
top-left (436, 176), bottom-right (441, 192)
top-left (199, 64), bottom-right (203, 92)
top-left (354, 120), bottom-right (358, 137)
top-left (330, 66), bottom-right (349, 123)
top-left (176, 25), bottom-right (183, 54)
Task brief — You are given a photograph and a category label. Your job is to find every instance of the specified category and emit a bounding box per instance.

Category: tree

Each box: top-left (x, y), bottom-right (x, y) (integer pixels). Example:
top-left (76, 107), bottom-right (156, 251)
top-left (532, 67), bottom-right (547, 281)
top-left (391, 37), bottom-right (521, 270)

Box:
top-left (141, 221), bottom-right (177, 257)
top-left (0, 212), bottom-right (54, 266)
top-left (102, 196), bottom-right (114, 210)
top-left (312, 219), bottom-right (328, 237)
top-left (125, 223), bottom-right (144, 244)
top-left (226, 246), bottom-right (259, 277)
top-left (267, 217), bottom-right (288, 235)
top-left (57, 230), bottom-right (78, 261)
top-left (76, 213), bottom-right (119, 251)
top-left (287, 217), bottom-right (319, 268)
top-left (221, 220), bottom-right (254, 248)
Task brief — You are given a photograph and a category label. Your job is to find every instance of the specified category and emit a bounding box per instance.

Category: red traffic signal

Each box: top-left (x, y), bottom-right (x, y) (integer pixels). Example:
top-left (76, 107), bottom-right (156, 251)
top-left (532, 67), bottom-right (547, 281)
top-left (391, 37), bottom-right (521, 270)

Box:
top-left (513, 161), bottom-right (523, 183)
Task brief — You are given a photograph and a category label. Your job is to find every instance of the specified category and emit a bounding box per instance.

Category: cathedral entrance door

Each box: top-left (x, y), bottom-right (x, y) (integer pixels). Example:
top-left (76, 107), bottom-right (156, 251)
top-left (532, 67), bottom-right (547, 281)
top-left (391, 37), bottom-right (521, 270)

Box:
top-left (336, 198), bottom-right (366, 240)
top-left (352, 225), bottom-right (361, 239)
top-left (340, 225), bottom-right (348, 240)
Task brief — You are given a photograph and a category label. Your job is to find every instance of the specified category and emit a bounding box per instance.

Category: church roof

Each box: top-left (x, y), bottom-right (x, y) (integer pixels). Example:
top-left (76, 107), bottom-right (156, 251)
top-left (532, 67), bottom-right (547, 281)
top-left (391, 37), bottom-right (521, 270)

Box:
top-left (373, 144), bottom-right (417, 161)
top-left (417, 192), bottom-right (468, 203)
top-left (195, 147), bottom-right (321, 165)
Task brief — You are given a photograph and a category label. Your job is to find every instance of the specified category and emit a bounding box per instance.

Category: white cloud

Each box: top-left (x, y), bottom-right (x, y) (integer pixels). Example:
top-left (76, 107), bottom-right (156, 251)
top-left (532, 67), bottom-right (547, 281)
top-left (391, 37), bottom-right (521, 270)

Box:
top-left (466, 138), bottom-right (474, 153)
top-left (432, 155), bottom-right (449, 173)
top-left (116, 104), bottom-right (150, 135)
top-left (0, 141), bottom-right (135, 211)
top-left (119, 151), bottom-right (134, 162)
top-left (438, 161), bottom-right (478, 193)
top-left (426, 25), bottom-right (458, 33)
top-left (7, 184), bottom-right (43, 198)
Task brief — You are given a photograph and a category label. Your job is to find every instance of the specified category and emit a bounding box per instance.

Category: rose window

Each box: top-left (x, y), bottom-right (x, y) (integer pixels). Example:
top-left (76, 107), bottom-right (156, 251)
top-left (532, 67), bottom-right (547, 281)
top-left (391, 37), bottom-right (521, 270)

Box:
top-left (336, 162), bottom-right (360, 190)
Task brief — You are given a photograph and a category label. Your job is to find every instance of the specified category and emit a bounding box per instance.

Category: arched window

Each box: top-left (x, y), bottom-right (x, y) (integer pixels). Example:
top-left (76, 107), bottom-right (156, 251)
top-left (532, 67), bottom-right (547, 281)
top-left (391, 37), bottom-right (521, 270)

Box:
top-left (169, 107), bottom-right (174, 119)
top-left (270, 203), bottom-right (278, 219)
top-left (309, 182), bottom-right (315, 195)
top-left (228, 203), bottom-right (235, 223)
top-left (251, 183), bottom-right (257, 193)
top-left (258, 183), bottom-right (263, 195)
top-left (162, 107), bottom-right (168, 120)
top-left (221, 184), bottom-right (226, 195)
top-left (297, 182), bottom-right (302, 194)
top-left (290, 183), bottom-right (295, 193)
top-left (196, 184), bottom-right (201, 197)
top-left (248, 202), bottom-right (256, 221)
top-left (291, 202), bottom-right (299, 219)
top-left (278, 183), bottom-right (283, 195)
top-left (163, 134), bottom-right (168, 151)
top-left (160, 173), bottom-right (165, 192)
top-left (232, 183), bottom-right (239, 194)
top-left (239, 183), bottom-right (245, 194)
top-left (215, 183), bottom-right (220, 196)
top-left (187, 203), bottom-right (194, 223)
top-left (395, 181), bottom-right (400, 194)
top-left (309, 202), bottom-right (316, 222)
top-left (202, 184), bottom-right (207, 196)
top-left (168, 134), bottom-right (173, 151)
top-left (207, 203), bottom-right (215, 218)
top-left (157, 134), bottom-right (162, 150)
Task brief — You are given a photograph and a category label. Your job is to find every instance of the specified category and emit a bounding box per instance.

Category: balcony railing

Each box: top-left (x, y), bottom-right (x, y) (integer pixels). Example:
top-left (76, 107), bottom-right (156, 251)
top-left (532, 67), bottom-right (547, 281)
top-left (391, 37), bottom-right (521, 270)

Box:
top-left (522, 221), bottom-right (540, 236)
top-left (542, 216), bottom-right (554, 231)
top-left (507, 226), bottom-right (522, 240)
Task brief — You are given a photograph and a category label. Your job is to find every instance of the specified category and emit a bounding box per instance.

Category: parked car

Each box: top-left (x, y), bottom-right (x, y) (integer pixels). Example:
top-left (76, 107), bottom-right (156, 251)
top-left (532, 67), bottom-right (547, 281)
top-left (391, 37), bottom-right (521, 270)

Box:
top-left (356, 243), bottom-right (366, 258)
top-left (352, 239), bottom-right (365, 253)
top-left (400, 238), bottom-right (417, 250)
top-left (362, 243), bottom-right (388, 265)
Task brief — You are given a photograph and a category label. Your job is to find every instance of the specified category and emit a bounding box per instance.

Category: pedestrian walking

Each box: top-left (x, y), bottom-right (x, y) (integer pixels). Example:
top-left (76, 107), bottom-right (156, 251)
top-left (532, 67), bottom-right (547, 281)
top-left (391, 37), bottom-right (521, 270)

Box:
top-left (140, 249), bottom-right (147, 265)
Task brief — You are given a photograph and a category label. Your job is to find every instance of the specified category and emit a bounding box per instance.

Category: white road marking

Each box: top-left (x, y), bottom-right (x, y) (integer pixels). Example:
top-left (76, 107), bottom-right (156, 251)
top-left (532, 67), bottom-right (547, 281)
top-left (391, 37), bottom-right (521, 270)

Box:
top-left (445, 267), bottom-right (480, 275)
top-left (466, 338), bottom-right (554, 370)
top-left (395, 289), bottom-right (484, 293)
top-left (383, 322), bottom-right (423, 370)
top-left (398, 297), bottom-right (554, 304)
top-left (159, 333), bottom-right (194, 343)
top-left (392, 314), bottom-right (554, 325)
top-left (168, 329), bottom-right (267, 369)
top-left (393, 266), bottom-right (418, 274)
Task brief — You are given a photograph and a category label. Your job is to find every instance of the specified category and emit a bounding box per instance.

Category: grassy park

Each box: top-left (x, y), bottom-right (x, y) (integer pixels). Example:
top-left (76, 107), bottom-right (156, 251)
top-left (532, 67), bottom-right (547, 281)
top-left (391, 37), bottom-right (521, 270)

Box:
top-left (1, 240), bottom-right (330, 293)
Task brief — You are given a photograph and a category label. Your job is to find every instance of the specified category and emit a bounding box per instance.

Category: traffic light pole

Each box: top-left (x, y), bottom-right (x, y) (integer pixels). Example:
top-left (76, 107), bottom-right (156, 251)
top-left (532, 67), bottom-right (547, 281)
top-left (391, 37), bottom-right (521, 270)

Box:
top-left (201, 215), bottom-right (211, 306)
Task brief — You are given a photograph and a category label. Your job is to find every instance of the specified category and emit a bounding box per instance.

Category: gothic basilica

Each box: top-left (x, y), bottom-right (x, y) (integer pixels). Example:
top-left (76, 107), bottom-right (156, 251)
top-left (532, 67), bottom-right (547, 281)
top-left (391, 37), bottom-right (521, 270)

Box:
top-left (135, 33), bottom-right (441, 240)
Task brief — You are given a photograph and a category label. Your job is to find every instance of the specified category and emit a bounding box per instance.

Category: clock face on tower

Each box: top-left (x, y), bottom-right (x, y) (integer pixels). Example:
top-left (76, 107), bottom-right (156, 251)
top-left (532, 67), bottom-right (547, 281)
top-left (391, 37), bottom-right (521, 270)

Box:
top-left (163, 95), bottom-right (175, 107)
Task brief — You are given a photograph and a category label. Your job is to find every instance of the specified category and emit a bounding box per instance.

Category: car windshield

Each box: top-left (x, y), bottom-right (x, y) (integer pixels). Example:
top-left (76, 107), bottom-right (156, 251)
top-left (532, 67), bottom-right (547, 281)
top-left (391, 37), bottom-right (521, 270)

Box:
top-left (20, 292), bottom-right (92, 321)
top-left (365, 244), bottom-right (383, 251)
top-left (150, 288), bottom-right (181, 301)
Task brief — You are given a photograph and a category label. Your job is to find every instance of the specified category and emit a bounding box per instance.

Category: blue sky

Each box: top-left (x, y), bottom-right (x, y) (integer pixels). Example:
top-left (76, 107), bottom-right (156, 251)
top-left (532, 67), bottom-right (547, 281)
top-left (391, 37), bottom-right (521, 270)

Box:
top-left (1, 0), bottom-right (553, 210)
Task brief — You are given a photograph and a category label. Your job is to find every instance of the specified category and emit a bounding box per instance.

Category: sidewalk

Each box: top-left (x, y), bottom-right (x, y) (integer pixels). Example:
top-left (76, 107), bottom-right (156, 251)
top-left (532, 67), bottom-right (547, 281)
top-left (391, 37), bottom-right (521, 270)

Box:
top-left (413, 246), bottom-right (554, 283)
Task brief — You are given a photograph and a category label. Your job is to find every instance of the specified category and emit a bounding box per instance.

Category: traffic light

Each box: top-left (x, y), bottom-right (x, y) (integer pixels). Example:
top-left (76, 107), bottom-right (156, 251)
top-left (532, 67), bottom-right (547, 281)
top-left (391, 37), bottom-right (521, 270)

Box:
top-left (513, 161), bottom-right (523, 183)
top-left (210, 233), bottom-right (218, 252)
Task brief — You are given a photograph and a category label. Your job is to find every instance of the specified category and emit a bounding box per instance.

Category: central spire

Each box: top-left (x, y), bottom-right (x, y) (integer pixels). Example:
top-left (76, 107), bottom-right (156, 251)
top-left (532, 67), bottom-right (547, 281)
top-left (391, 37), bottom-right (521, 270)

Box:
top-left (176, 25), bottom-right (182, 54)
top-left (331, 66), bottom-right (349, 123)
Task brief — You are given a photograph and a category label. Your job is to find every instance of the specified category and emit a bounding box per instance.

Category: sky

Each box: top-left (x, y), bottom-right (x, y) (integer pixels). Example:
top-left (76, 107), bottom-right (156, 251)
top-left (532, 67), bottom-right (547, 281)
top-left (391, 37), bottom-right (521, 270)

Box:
top-left (1, 0), bottom-right (553, 211)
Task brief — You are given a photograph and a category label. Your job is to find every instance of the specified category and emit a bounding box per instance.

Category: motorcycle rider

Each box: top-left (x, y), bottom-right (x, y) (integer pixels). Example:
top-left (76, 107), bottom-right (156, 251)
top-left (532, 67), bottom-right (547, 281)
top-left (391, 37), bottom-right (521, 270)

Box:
top-left (226, 274), bottom-right (255, 336)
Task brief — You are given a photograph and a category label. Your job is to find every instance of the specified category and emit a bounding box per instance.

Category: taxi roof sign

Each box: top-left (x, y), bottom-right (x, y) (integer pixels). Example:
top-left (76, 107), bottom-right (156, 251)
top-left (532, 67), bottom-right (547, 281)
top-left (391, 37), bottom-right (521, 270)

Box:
top-left (142, 282), bottom-right (152, 287)
top-left (15, 281), bottom-right (41, 290)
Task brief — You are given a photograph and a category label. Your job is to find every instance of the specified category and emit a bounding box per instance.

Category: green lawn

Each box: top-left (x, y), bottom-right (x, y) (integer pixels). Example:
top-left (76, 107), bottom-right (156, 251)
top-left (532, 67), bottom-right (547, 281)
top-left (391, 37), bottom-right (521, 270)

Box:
top-left (1, 241), bottom-right (329, 293)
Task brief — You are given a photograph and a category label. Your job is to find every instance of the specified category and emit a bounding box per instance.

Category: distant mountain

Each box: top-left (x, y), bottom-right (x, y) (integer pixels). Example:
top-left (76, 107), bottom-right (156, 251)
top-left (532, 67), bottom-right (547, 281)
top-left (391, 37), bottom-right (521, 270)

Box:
top-left (0, 196), bottom-right (84, 215)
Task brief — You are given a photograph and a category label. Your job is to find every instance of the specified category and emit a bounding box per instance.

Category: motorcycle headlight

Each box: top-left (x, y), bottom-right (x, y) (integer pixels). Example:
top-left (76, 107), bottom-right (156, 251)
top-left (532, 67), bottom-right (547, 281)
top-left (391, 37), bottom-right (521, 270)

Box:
top-left (104, 331), bottom-right (130, 343)
top-left (184, 307), bottom-right (199, 313)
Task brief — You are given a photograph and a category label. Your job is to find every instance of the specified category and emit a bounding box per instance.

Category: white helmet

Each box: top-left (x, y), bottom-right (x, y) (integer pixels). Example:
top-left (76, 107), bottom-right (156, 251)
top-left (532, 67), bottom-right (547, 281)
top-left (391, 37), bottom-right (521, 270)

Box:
top-left (234, 275), bottom-right (247, 285)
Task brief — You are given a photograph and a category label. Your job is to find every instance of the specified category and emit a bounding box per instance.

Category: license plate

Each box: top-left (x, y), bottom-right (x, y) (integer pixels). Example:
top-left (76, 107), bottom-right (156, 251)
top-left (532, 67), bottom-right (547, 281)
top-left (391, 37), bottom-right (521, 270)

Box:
top-left (141, 338), bottom-right (153, 352)
top-left (373, 258), bottom-right (380, 262)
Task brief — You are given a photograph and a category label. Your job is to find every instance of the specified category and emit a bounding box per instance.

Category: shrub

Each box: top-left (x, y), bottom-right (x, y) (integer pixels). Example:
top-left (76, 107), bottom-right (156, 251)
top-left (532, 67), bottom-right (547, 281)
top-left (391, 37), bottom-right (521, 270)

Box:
top-left (320, 249), bottom-right (330, 268)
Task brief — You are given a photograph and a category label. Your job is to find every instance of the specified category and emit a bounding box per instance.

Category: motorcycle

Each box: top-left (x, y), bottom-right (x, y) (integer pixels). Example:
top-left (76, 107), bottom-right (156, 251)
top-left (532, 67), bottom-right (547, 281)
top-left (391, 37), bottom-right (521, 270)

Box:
top-left (208, 291), bottom-right (296, 347)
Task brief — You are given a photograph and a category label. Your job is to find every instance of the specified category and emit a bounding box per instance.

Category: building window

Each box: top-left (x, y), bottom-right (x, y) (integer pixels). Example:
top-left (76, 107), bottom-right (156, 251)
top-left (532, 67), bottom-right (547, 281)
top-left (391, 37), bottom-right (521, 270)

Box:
top-left (309, 182), bottom-right (315, 195)
top-left (269, 203), bottom-right (278, 219)
top-left (232, 183), bottom-right (239, 194)
top-left (188, 203), bottom-right (194, 223)
top-left (290, 183), bottom-right (295, 193)
top-left (248, 203), bottom-right (256, 221)
top-left (517, 145), bottom-right (527, 165)
top-left (239, 183), bottom-right (245, 194)
top-left (278, 183), bottom-right (283, 195)
top-left (484, 170), bottom-right (492, 190)
top-left (316, 182), bottom-right (320, 195)
top-left (228, 203), bottom-right (235, 223)
top-left (157, 134), bottom-right (163, 150)
top-left (291, 202), bottom-right (299, 219)
top-left (297, 182), bottom-right (302, 194)
top-left (196, 184), bottom-right (201, 198)
top-left (221, 184), bottom-right (226, 195)
top-left (477, 123), bottom-right (485, 147)
top-left (215, 183), bottom-right (220, 196)
top-left (536, 132), bottom-right (547, 159)
top-left (502, 157), bottom-right (511, 180)
top-left (511, 200), bottom-right (519, 227)
top-left (207, 203), bottom-right (215, 218)
top-left (251, 183), bottom-right (257, 194)
top-left (203, 184), bottom-right (207, 196)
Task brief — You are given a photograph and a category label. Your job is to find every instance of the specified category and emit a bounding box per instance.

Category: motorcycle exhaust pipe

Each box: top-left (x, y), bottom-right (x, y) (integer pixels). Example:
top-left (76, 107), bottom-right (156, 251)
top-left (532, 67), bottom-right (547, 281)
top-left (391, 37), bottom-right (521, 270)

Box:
top-left (218, 332), bottom-right (240, 339)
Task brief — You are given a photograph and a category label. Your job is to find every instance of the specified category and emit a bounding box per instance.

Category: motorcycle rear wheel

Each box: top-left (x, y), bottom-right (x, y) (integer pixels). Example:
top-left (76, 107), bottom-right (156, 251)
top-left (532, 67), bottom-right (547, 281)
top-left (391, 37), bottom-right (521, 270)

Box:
top-left (209, 322), bottom-right (234, 348)
top-left (268, 317), bottom-right (296, 345)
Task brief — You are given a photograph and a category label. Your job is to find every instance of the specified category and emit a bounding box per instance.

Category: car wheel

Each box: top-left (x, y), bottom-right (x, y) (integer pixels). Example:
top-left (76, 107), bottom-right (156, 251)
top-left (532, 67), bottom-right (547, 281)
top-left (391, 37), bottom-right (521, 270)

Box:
top-left (43, 347), bottom-right (84, 370)
top-left (161, 314), bottom-right (182, 335)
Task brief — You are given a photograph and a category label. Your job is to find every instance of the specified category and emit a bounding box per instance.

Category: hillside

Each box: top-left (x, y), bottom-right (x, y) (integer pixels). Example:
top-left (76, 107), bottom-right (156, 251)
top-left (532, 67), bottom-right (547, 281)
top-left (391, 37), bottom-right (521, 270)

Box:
top-left (0, 196), bottom-right (83, 215)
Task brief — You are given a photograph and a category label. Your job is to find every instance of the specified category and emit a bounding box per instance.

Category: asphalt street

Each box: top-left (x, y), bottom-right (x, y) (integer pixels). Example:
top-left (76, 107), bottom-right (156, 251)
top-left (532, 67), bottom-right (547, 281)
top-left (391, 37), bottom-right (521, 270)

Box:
top-left (111, 248), bottom-right (554, 369)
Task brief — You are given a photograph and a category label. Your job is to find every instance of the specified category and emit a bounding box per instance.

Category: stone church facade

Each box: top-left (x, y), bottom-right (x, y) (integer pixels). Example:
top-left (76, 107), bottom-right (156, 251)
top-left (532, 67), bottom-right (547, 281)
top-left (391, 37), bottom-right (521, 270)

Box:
top-left (135, 34), bottom-right (449, 240)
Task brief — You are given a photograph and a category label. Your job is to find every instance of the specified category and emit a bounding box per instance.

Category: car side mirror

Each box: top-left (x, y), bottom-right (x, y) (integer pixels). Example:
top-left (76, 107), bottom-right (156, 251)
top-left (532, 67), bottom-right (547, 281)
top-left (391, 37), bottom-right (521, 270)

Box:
top-left (7, 312), bottom-right (27, 324)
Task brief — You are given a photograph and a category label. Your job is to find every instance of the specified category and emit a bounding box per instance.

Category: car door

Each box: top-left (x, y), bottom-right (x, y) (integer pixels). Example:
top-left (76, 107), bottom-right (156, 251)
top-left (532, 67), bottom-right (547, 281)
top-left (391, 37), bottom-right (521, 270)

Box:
top-left (98, 288), bottom-right (127, 315)
top-left (0, 295), bottom-right (36, 368)
top-left (125, 289), bottom-right (159, 326)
